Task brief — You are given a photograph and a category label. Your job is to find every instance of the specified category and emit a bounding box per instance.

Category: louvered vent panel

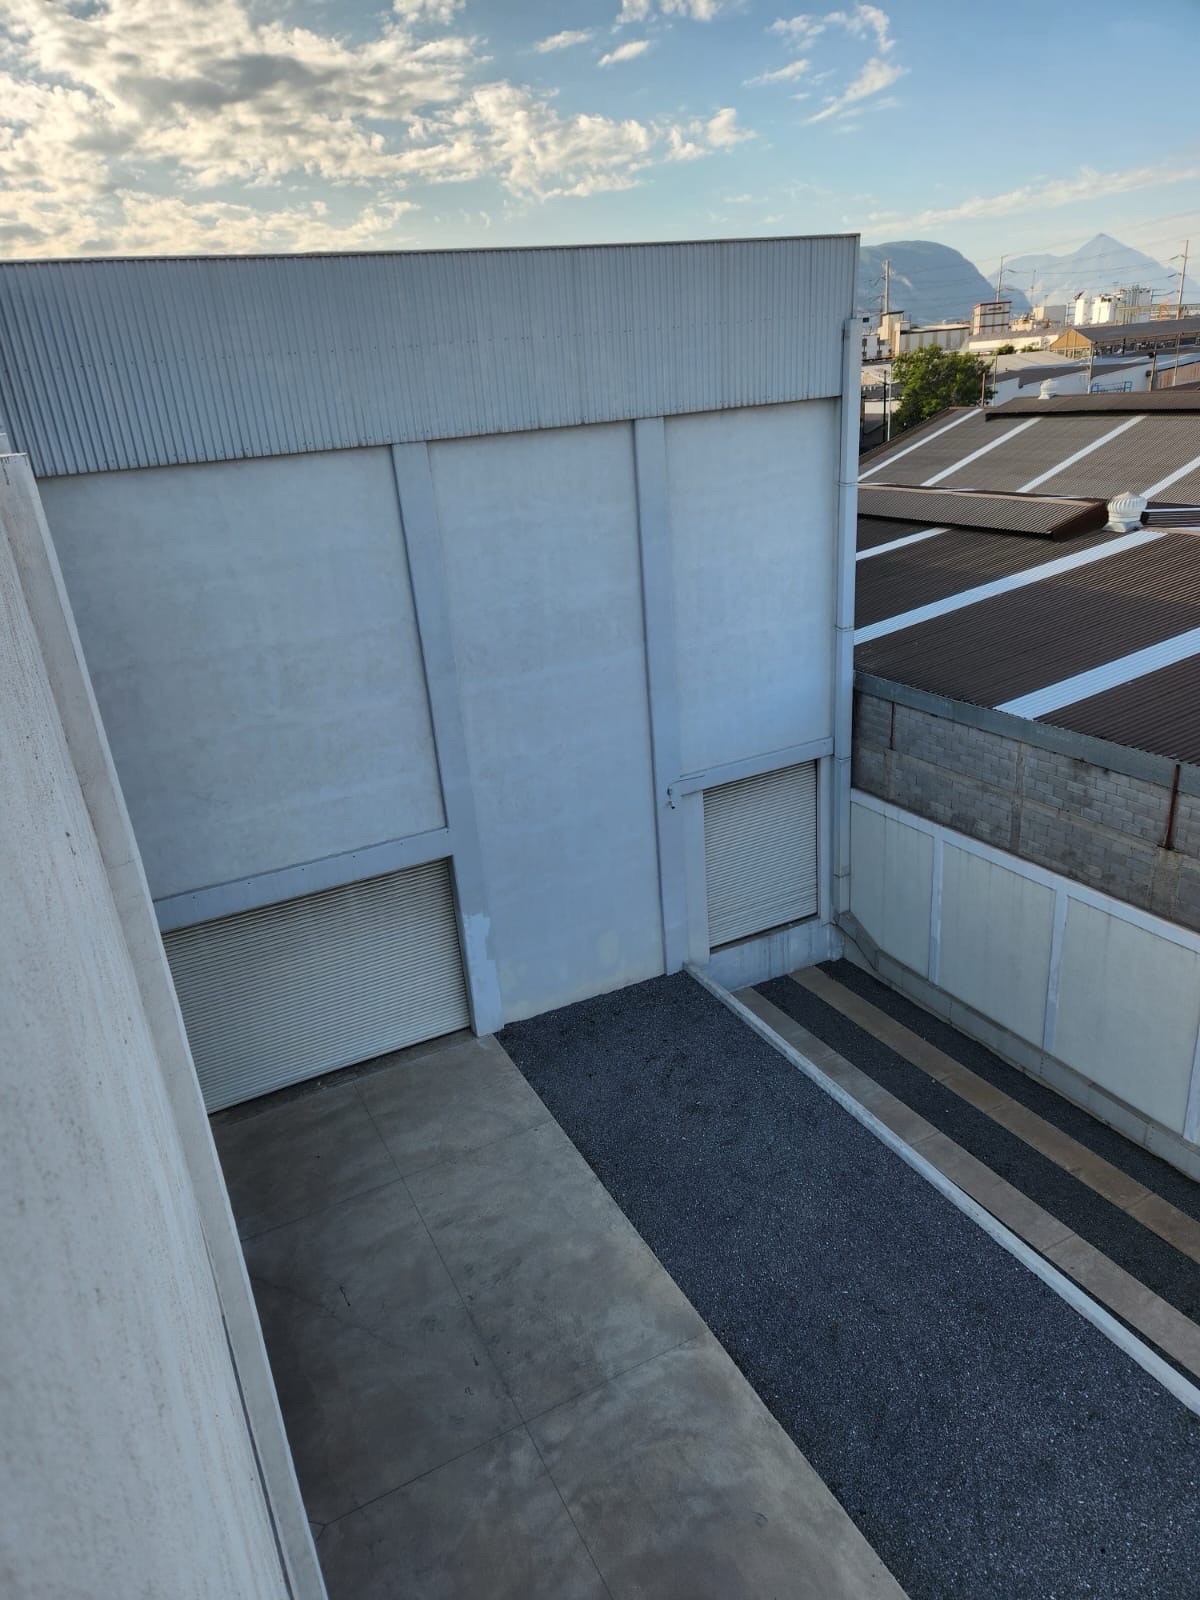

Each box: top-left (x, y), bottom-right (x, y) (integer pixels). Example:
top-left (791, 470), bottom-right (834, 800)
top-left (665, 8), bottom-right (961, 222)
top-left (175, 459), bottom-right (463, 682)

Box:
top-left (164, 859), bottom-right (469, 1111)
top-left (703, 763), bottom-right (819, 948)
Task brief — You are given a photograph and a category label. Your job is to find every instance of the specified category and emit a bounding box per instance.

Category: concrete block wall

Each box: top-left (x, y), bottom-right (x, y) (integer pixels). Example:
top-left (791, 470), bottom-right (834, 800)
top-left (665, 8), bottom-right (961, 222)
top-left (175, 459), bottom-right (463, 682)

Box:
top-left (854, 687), bottom-right (1200, 933)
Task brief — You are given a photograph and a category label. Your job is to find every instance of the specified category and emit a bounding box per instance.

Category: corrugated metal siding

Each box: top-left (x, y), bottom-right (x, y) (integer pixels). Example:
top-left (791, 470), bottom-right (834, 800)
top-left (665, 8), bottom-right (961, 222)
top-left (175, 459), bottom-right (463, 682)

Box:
top-left (0, 239), bottom-right (857, 476)
top-left (854, 527), bottom-right (1123, 628)
top-left (855, 533), bottom-right (1200, 707)
top-left (164, 857), bottom-right (468, 1110)
top-left (1043, 653), bottom-right (1200, 766)
top-left (703, 762), bottom-right (818, 946)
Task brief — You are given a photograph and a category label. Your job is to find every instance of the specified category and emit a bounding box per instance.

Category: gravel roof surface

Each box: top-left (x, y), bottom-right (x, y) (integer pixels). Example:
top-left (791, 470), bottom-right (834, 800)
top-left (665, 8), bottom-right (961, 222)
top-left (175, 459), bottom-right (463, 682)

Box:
top-left (501, 970), bottom-right (1200, 1600)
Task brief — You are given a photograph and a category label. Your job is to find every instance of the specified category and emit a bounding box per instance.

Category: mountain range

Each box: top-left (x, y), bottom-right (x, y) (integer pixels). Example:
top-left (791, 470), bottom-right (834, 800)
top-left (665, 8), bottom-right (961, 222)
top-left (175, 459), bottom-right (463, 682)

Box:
top-left (996, 232), bottom-right (1197, 311)
top-left (857, 232), bottom-right (1196, 325)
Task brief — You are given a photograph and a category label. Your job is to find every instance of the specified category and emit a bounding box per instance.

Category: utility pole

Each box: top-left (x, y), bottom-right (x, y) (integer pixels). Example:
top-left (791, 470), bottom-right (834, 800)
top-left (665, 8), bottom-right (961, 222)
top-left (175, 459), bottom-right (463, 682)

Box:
top-left (1175, 240), bottom-right (1190, 317)
top-left (881, 257), bottom-right (892, 437)
top-left (995, 254), bottom-right (1006, 301)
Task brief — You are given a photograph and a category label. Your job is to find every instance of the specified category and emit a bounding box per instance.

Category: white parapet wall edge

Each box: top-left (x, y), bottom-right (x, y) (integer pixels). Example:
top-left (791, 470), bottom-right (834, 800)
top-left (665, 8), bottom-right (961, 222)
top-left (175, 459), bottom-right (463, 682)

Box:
top-left (0, 453), bottom-right (325, 1600)
top-left (847, 789), bottom-right (1200, 1175)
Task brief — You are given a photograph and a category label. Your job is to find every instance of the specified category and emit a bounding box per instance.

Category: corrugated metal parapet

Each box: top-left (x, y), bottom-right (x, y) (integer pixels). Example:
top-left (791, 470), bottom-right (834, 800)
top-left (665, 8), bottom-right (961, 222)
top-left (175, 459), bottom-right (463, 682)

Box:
top-left (0, 237), bottom-right (858, 477)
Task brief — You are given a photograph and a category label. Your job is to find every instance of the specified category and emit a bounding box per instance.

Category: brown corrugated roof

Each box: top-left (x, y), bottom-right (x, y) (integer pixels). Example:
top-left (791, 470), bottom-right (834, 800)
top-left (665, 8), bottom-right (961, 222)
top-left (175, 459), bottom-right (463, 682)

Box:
top-left (856, 407), bottom-right (973, 473)
top-left (1040, 653), bottom-right (1200, 766)
top-left (1050, 315), bottom-right (1200, 348)
top-left (854, 527), bottom-right (1124, 628)
top-left (1031, 417), bottom-right (1200, 499)
top-left (991, 389), bottom-right (1200, 417)
top-left (857, 516), bottom-right (924, 551)
top-left (855, 534), bottom-right (1200, 708)
top-left (858, 484), bottom-right (1106, 538)
top-left (933, 414), bottom-right (1120, 490)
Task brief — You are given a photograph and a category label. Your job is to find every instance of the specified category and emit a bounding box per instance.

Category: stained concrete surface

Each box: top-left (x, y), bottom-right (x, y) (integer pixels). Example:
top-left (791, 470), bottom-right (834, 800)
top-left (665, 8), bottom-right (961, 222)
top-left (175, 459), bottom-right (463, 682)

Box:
top-left (501, 972), bottom-right (1200, 1600)
top-left (214, 1027), bottom-right (904, 1600)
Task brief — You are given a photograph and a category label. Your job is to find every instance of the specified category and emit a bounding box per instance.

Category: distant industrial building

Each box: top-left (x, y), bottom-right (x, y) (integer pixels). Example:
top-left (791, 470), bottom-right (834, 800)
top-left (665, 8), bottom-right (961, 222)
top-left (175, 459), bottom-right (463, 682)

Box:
top-left (972, 300), bottom-right (1012, 336)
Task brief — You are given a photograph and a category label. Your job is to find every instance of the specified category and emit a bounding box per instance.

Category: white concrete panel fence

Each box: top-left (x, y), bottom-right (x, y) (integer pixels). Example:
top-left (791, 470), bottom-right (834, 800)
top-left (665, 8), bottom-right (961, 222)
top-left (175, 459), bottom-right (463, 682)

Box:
top-left (850, 790), bottom-right (1200, 1176)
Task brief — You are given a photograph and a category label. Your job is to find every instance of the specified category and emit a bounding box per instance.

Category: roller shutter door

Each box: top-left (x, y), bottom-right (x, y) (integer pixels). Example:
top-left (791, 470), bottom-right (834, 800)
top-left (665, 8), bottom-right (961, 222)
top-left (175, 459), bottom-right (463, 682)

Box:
top-left (164, 858), bottom-right (469, 1111)
top-left (703, 762), bottom-right (819, 948)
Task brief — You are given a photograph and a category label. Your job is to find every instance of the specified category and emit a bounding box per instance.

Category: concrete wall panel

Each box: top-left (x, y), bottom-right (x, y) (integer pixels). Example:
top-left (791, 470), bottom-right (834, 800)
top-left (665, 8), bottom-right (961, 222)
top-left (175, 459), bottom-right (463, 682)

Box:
top-left (939, 843), bottom-right (1055, 1044)
top-left (1055, 901), bottom-right (1200, 1131)
top-left (41, 449), bottom-right (443, 898)
top-left (666, 401), bottom-right (838, 774)
top-left (849, 799), bottom-right (933, 976)
top-left (0, 498), bottom-right (289, 1598)
top-left (430, 423), bottom-right (663, 1020)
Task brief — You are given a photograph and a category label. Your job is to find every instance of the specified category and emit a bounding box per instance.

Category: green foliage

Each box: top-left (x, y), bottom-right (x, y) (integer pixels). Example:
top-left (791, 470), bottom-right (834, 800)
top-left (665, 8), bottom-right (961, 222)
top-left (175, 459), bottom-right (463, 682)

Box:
top-left (994, 342), bottom-right (1016, 355)
top-left (890, 346), bottom-right (991, 432)
top-left (1020, 343), bottom-right (1041, 352)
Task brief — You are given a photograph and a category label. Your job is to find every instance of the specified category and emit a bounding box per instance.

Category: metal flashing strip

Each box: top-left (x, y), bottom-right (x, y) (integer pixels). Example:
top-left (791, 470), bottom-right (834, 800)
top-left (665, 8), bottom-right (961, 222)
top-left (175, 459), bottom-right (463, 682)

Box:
top-left (688, 963), bottom-right (1200, 1421)
top-left (997, 624), bottom-right (1200, 720)
top-left (154, 828), bottom-right (453, 932)
top-left (669, 736), bottom-right (834, 801)
top-left (921, 417), bottom-right (1040, 487)
top-left (854, 527), bottom-right (1165, 645)
top-left (856, 526), bottom-right (947, 562)
top-left (857, 409), bottom-right (978, 482)
top-left (1017, 416), bottom-right (1145, 493)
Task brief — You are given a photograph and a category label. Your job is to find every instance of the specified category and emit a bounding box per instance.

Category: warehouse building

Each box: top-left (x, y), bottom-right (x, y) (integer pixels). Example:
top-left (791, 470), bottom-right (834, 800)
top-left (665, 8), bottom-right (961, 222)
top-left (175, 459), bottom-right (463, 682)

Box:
top-left (0, 240), bottom-right (859, 1111)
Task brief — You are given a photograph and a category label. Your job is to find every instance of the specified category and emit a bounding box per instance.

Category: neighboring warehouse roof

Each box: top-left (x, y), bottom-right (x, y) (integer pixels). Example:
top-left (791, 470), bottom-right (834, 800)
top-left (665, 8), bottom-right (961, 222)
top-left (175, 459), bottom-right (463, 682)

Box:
top-left (0, 237), bottom-right (858, 477)
top-left (1053, 315), bottom-right (1200, 347)
top-left (854, 392), bottom-right (1200, 768)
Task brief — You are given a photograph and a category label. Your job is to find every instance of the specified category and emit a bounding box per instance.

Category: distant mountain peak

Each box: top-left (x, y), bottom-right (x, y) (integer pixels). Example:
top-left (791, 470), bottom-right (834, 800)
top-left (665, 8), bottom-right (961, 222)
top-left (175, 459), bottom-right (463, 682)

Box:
top-left (857, 239), bottom-right (1029, 324)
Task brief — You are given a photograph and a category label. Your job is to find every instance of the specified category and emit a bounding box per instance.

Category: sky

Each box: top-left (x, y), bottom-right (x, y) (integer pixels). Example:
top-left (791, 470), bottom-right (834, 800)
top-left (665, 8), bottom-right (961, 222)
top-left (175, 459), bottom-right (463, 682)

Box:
top-left (2, 0), bottom-right (1198, 276)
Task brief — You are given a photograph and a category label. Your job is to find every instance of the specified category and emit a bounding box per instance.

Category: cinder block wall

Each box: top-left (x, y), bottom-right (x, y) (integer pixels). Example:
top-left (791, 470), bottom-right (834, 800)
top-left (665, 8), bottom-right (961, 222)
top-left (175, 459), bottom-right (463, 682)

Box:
top-left (854, 686), bottom-right (1200, 932)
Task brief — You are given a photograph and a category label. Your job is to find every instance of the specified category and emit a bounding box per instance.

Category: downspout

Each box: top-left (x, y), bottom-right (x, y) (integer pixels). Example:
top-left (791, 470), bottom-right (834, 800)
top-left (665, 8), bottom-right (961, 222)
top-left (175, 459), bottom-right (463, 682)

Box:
top-left (831, 313), bottom-right (862, 922)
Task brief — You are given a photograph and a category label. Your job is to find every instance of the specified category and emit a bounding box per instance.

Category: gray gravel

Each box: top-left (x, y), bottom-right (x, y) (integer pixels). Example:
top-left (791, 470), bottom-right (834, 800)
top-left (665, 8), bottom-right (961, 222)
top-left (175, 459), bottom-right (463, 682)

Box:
top-left (500, 971), bottom-right (1200, 1600)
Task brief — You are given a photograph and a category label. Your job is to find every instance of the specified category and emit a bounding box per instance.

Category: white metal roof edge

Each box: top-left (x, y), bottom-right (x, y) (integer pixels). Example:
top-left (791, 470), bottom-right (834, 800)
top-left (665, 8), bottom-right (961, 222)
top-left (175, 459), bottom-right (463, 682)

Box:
top-left (0, 237), bottom-right (858, 477)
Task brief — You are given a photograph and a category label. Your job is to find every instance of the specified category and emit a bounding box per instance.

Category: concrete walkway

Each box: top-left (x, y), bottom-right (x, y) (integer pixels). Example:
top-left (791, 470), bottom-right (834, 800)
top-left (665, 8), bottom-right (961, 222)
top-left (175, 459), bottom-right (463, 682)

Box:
top-left (213, 1030), bottom-right (904, 1600)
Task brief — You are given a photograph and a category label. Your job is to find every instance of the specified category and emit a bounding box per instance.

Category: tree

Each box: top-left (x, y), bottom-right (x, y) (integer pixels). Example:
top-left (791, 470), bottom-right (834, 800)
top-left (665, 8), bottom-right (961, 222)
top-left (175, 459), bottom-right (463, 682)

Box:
top-left (994, 342), bottom-right (1016, 355)
top-left (890, 347), bottom-right (991, 433)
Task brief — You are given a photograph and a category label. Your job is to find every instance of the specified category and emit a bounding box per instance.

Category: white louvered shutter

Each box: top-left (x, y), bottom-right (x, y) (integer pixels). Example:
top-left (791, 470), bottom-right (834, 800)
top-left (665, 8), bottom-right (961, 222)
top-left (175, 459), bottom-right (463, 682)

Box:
top-left (703, 763), bottom-right (819, 948)
top-left (164, 858), bottom-right (469, 1111)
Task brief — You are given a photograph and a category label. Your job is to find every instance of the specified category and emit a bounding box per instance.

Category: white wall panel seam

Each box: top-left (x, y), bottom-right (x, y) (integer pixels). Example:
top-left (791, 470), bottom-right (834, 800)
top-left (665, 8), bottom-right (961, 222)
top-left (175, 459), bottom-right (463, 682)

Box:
top-left (390, 442), bottom-right (503, 1035)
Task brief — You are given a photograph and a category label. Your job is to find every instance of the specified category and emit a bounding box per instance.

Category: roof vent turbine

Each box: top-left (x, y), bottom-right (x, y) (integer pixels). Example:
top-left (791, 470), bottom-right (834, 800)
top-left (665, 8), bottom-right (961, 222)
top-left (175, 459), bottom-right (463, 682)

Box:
top-left (1105, 491), bottom-right (1148, 532)
top-left (1038, 378), bottom-right (1060, 399)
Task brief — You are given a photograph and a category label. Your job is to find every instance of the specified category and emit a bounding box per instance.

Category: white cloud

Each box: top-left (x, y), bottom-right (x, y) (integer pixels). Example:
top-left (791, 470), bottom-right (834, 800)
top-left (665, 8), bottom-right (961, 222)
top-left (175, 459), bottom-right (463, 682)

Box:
top-left (745, 57), bottom-right (810, 86)
top-left (769, 13), bottom-right (828, 45)
top-left (619, 0), bottom-right (721, 19)
top-left (806, 55), bottom-right (904, 122)
top-left (865, 162), bottom-right (1200, 233)
top-left (599, 39), bottom-right (651, 66)
top-left (666, 106), bottom-right (754, 159)
top-left (827, 3), bottom-right (893, 52)
top-left (0, 0), bottom-right (747, 254)
top-left (705, 107), bottom-right (754, 147)
top-left (770, 4), bottom-right (893, 50)
top-left (534, 29), bottom-right (593, 53)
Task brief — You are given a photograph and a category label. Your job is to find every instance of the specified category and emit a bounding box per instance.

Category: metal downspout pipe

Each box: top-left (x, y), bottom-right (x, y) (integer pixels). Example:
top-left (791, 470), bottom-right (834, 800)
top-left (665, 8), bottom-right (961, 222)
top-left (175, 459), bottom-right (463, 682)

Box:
top-left (832, 314), bottom-right (862, 922)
